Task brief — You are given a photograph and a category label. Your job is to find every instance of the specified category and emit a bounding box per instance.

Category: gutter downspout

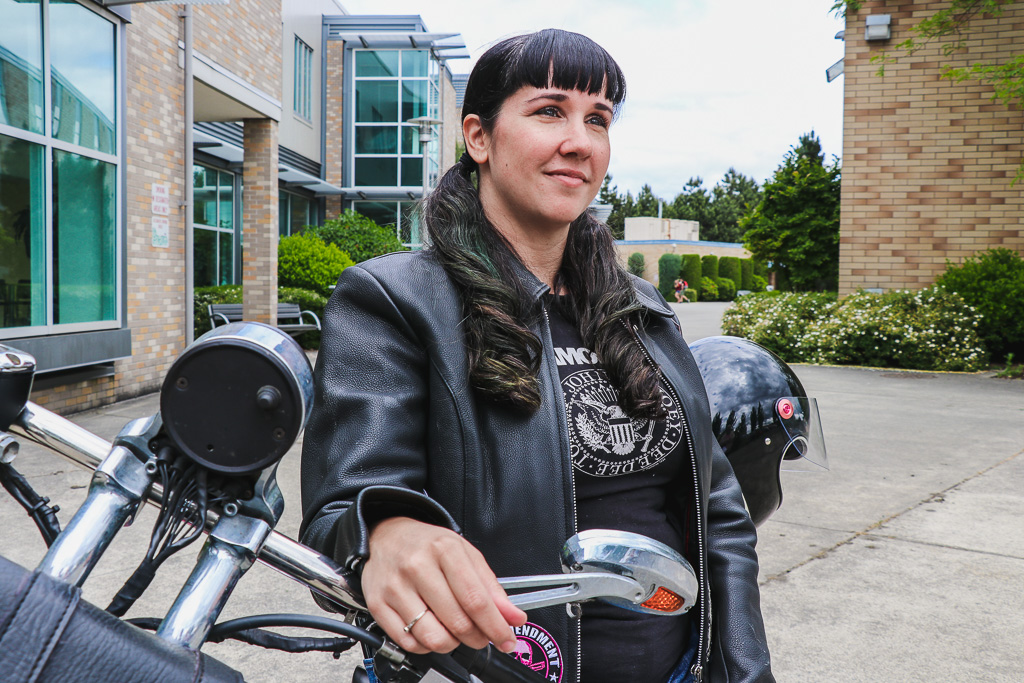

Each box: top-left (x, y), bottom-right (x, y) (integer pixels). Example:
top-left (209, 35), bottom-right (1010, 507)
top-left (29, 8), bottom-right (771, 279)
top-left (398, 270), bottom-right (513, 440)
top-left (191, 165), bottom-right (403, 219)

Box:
top-left (182, 5), bottom-right (194, 345)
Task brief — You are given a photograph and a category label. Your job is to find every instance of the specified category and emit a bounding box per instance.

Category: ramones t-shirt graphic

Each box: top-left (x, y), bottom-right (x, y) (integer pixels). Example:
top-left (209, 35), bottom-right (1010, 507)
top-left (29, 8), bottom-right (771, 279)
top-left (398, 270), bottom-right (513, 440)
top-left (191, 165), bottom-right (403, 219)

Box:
top-left (545, 300), bottom-right (691, 683)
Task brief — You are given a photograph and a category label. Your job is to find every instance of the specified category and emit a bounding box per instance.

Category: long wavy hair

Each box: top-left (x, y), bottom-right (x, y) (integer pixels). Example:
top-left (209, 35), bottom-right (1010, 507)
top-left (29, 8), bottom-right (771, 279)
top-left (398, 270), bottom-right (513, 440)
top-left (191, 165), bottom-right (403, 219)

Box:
top-left (423, 29), bottom-right (663, 419)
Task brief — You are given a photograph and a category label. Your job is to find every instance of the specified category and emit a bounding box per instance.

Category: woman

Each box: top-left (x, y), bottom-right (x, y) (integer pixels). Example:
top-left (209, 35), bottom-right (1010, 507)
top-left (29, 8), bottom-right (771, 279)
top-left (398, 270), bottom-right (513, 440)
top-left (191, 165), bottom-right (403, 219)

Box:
top-left (300, 29), bottom-right (773, 683)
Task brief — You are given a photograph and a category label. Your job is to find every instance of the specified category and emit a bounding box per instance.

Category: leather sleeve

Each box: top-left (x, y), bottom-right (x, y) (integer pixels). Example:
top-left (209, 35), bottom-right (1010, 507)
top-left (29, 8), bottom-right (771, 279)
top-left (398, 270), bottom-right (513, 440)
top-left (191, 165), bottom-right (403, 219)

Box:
top-left (706, 439), bottom-right (776, 683)
top-left (299, 264), bottom-right (459, 578)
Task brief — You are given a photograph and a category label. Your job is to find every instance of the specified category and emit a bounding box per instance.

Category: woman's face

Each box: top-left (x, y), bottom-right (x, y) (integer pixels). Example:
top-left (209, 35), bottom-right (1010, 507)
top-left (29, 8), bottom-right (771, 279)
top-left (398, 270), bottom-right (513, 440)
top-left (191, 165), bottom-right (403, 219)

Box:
top-left (468, 85), bottom-right (614, 236)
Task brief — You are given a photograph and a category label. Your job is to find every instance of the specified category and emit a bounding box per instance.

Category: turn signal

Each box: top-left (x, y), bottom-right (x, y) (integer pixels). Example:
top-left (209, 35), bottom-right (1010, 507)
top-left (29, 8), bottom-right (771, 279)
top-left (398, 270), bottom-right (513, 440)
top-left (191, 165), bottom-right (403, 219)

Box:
top-left (640, 586), bottom-right (685, 612)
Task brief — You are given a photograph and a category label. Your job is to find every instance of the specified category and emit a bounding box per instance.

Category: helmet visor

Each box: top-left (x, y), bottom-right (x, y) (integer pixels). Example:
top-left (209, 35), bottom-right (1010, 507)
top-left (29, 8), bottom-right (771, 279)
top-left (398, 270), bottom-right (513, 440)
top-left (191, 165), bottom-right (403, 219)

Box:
top-left (776, 397), bottom-right (828, 471)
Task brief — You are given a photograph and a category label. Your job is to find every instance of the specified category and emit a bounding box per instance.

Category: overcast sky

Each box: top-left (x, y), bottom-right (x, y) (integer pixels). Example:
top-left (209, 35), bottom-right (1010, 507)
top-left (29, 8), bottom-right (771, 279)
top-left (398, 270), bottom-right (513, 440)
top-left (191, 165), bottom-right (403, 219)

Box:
top-left (339, 0), bottom-right (846, 199)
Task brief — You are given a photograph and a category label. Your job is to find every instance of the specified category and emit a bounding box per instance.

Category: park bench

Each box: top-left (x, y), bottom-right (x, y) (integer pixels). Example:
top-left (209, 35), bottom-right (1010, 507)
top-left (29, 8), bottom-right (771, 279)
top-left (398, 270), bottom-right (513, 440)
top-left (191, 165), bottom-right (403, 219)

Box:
top-left (207, 303), bottom-right (321, 337)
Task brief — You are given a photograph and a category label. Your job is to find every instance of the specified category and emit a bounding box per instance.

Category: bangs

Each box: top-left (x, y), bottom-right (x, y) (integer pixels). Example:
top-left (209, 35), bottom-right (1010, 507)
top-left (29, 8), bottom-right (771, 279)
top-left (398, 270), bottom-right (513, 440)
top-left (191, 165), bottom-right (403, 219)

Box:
top-left (504, 30), bottom-right (626, 109)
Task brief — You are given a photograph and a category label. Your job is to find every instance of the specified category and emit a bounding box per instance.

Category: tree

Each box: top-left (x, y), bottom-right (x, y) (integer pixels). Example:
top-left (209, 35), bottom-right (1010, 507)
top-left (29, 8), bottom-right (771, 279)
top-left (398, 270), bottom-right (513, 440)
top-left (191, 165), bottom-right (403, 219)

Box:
top-left (834, 0), bottom-right (1024, 180)
top-left (598, 174), bottom-right (626, 239)
top-left (741, 132), bottom-right (841, 291)
top-left (665, 177), bottom-right (712, 230)
top-left (707, 168), bottom-right (762, 243)
top-left (632, 184), bottom-right (661, 218)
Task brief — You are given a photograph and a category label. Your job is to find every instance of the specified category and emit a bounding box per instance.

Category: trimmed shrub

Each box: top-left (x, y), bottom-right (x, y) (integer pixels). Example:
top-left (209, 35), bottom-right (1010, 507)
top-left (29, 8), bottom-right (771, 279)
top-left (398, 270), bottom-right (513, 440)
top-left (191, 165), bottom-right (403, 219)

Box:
top-left (740, 259), bottom-right (754, 290)
top-left (680, 254), bottom-right (702, 292)
top-left (658, 253), bottom-right (683, 300)
top-left (751, 274), bottom-right (768, 293)
top-left (699, 276), bottom-right (719, 302)
top-left (935, 248), bottom-right (1024, 361)
top-left (722, 288), bottom-right (986, 371)
top-left (717, 278), bottom-right (736, 301)
top-left (194, 284), bottom-right (242, 338)
top-left (719, 256), bottom-right (742, 292)
top-left (684, 288), bottom-right (698, 302)
top-left (627, 252), bottom-right (646, 278)
top-left (701, 254), bottom-right (719, 281)
top-left (311, 209), bottom-right (406, 264)
top-left (279, 232), bottom-right (354, 296)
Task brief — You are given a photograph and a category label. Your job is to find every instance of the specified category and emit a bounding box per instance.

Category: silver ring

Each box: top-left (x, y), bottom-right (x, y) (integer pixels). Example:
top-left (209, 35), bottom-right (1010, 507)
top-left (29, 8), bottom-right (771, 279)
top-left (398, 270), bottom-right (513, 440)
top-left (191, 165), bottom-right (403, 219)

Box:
top-left (403, 608), bottom-right (430, 633)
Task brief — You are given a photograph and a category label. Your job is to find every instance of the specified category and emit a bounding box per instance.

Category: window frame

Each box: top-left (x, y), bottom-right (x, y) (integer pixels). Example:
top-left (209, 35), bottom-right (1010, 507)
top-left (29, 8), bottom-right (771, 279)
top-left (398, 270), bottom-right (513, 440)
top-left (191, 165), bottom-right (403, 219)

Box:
top-left (293, 36), bottom-right (313, 121)
top-left (0, 0), bottom-right (123, 341)
top-left (349, 48), bottom-right (441, 190)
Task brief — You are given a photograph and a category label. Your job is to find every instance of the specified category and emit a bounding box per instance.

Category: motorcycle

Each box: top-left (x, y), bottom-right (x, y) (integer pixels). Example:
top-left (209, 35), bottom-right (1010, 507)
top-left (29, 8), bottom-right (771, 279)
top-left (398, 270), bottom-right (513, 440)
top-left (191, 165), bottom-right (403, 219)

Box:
top-left (0, 323), bottom-right (700, 683)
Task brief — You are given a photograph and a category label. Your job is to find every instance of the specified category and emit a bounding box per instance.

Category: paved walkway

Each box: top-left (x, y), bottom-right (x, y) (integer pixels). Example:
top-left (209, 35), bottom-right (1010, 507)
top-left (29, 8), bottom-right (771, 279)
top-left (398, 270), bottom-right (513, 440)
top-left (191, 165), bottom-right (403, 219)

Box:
top-left (2, 303), bottom-right (1022, 681)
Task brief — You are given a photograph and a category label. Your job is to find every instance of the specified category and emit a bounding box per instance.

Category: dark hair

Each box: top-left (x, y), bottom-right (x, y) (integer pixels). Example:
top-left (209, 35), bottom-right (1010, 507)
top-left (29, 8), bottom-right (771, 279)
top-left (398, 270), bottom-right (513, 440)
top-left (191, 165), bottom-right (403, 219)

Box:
top-left (424, 29), bottom-right (662, 418)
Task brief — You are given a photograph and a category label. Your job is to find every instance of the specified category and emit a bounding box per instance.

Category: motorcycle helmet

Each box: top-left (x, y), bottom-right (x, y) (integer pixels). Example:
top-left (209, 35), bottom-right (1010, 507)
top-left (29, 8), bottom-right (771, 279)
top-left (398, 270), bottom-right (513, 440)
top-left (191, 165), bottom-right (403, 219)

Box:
top-left (688, 336), bottom-right (827, 526)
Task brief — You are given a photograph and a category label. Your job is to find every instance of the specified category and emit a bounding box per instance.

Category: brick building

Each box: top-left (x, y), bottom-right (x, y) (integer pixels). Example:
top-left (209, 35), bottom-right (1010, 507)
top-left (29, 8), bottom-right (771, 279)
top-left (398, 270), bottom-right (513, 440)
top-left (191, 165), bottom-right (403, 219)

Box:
top-left (838, 1), bottom-right (1024, 295)
top-left (0, 1), bottom-right (464, 413)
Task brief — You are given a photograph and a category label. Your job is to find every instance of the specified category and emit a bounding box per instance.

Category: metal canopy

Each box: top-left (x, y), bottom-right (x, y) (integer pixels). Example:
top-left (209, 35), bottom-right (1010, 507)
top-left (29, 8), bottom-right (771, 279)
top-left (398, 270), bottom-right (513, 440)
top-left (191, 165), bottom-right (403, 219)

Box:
top-left (328, 30), bottom-right (466, 52)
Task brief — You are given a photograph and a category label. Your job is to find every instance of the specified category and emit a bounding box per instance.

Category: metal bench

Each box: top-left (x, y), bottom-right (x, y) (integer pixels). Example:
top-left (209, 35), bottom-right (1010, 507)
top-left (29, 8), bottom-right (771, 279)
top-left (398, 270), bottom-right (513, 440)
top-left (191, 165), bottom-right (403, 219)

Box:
top-left (207, 302), bottom-right (321, 337)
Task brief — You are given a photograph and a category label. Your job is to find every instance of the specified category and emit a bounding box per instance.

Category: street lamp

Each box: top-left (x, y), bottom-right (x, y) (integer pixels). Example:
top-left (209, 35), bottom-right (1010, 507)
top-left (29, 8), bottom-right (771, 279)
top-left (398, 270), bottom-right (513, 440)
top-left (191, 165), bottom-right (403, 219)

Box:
top-left (406, 116), bottom-right (443, 246)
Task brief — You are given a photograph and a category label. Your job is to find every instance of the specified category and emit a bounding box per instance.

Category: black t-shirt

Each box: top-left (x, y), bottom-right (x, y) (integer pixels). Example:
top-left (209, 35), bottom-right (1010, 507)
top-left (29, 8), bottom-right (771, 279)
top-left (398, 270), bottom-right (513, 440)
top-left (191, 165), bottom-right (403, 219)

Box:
top-left (547, 300), bottom-right (691, 683)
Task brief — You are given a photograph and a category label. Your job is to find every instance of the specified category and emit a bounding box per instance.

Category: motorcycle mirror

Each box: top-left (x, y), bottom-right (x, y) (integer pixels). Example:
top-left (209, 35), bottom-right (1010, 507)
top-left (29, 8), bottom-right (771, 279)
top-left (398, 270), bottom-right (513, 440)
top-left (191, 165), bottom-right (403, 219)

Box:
top-left (160, 322), bottom-right (313, 475)
top-left (0, 345), bottom-right (36, 432)
top-left (561, 529), bottom-right (698, 616)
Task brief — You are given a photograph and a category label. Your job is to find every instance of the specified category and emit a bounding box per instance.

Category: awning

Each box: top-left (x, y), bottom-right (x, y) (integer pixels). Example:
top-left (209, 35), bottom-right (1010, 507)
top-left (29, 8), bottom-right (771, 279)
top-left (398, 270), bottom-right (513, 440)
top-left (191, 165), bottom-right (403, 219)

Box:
top-left (192, 128), bottom-right (345, 196)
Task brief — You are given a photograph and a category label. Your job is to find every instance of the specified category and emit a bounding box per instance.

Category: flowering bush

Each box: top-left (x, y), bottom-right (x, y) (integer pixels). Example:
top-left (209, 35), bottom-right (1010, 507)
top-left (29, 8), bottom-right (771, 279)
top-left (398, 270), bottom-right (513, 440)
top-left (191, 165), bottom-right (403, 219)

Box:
top-left (722, 288), bottom-right (986, 371)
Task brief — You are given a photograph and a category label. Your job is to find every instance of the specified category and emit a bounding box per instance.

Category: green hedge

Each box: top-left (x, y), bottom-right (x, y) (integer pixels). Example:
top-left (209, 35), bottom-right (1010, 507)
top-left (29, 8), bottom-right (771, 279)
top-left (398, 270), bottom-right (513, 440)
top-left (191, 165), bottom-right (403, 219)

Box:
top-left (681, 254), bottom-right (702, 291)
top-left (717, 278), bottom-right (736, 301)
top-left (740, 259), bottom-right (754, 290)
top-left (722, 288), bottom-right (986, 371)
top-left (935, 248), bottom-right (1024, 362)
top-left (311, 209), bottom-right (406, 264)
top-left (193, 284), bottom-right (327, 349)
top-left (658, 253), bottom-right (682, 300)
top-left (701, 254), bottom-right (719, 281)
top-left (719, 256), bottom-right (742, 291)
top-left (627, 252), bottom-right (645, 278)
top-left (700, 276), bottom-right (719, 302)
top-left (278, 233), bottom-right (354, 297)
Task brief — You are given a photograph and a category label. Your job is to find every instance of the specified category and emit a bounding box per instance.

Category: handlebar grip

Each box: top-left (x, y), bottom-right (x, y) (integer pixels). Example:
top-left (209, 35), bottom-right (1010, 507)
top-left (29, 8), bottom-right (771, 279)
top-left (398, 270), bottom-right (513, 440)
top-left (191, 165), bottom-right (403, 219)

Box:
top-left (449, 644), bottom-right (550, 683)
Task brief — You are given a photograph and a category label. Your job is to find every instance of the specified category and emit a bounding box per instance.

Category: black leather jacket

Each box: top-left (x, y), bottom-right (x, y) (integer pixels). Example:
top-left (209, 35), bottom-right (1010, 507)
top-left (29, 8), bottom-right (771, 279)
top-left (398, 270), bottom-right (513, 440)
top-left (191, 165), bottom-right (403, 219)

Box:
top-left (300, 250), bottom-right (774, 683)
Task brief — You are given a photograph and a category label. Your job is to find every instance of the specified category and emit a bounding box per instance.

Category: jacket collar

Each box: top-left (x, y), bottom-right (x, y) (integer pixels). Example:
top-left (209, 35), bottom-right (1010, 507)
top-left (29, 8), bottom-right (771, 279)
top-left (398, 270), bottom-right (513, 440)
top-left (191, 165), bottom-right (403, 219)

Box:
top-left (509, 256), bottom-right (675, 318)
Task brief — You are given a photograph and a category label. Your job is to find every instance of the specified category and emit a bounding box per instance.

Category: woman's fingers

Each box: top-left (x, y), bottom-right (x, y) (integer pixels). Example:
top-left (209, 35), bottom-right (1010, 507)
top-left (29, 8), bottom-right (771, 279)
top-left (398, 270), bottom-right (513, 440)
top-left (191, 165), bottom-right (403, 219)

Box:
top-left (363, 517), bottom-right (521, 654)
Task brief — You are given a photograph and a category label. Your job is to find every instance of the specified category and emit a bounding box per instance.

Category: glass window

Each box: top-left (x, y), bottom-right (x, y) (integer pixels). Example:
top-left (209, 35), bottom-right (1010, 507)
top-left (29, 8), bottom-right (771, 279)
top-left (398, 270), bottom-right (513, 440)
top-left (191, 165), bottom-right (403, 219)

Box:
top-left (401, 80), bottom-right (427, 121)
top-left (218, 170), bottom-right (233, 230)
top-left (0, 0), bottom-right (43, 135)
top-left (352, 48), bottom-right (440, 189)
top-left (402, 50), bottom-right (427, 78)
top-left (351, 201), bottom-right (397, 230)
top-left (355, 157), bottom-right (397, 186)
top-left (194, 228), bottom-right (216, 287)
top-left (356, 80), bottom-right (398, 123)
top-left (49, 0), bottom-right (115, 155)
top-left (218, 231), bottom-right (233, 285)
top-left (356, 126), bottom-right (397, 154)
top-left (279, 193), bottom-right (288, 237)
top-left (400, 156), bottom-right (422, 187)
top-left (293, 37), bottom-right (313, 120)
top-left (0, 134), bottom-right (45, 329)
top-left (52, 148), bottom-right (116, 324)
top-left (193, 166), bottom-right (216, 227)
top-left (355, 50), bottom-right (397, 78)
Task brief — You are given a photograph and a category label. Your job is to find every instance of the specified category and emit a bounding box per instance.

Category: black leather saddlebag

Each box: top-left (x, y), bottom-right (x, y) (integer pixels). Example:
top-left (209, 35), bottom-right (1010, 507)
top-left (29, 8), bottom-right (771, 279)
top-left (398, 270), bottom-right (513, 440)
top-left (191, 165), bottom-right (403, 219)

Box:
top-left (0, 554), bottom-right (245, 683)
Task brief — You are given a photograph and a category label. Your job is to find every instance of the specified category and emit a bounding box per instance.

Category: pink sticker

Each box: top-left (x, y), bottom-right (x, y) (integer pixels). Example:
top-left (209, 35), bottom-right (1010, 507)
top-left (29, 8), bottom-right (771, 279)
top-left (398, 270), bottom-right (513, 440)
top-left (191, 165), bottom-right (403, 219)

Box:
top-left (510, 622), bottom-right (564, 682)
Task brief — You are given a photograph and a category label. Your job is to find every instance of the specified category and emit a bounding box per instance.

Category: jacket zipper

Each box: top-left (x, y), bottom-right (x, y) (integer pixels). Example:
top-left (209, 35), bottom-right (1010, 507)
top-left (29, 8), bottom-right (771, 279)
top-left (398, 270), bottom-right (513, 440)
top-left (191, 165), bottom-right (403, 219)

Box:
top-left (541, 306), bottom-right (582, 683)
top-left (623, 320), bottom-right (708, 683)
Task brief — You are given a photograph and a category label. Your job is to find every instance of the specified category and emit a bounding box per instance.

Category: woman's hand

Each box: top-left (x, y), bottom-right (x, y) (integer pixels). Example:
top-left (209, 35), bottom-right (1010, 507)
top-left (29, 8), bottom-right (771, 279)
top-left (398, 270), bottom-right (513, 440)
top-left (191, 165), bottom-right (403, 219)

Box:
top-left (362, 516), bottom-right (528, 655)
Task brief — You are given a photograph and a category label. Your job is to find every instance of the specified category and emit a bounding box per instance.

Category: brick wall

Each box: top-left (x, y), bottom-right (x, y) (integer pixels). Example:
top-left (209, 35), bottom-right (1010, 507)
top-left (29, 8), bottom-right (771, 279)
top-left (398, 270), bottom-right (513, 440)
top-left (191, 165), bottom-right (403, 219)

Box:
top-left (840, 1), bottom-right (1024, 295)
top-left (323, 38), bottom-right (345, 219)
top-left (242, 118), bottom-right (279, 324)
top-left (193, 0), bottom-right (282, 101)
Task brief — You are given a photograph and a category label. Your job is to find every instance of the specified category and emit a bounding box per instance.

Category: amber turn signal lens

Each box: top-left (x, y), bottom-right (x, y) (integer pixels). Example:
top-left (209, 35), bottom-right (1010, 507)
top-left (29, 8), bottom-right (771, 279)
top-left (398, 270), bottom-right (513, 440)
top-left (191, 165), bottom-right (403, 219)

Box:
top-left (641, 586), bottom-right (685, 612)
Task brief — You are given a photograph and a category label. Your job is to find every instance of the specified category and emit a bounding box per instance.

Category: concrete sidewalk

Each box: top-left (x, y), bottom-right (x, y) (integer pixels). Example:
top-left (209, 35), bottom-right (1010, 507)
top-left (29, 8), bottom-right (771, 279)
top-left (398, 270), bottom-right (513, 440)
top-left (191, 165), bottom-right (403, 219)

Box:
top-left (2, 306), bottom-right (1022, 681)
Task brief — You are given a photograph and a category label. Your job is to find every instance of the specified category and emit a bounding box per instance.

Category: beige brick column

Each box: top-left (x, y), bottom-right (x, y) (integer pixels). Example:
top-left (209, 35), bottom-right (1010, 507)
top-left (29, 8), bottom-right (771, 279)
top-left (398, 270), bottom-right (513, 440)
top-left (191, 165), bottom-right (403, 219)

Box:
top-left (242, 118), bottom-right (278, 324)
top-left (324, 39), bottom-right (345, 217)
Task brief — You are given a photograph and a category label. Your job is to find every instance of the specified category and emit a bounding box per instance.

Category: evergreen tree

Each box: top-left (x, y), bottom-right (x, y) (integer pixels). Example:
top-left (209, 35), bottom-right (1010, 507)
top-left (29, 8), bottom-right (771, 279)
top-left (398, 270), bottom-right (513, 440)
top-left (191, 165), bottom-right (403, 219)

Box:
top-left (598, 174), bottom-right (626, 239)
top-left (665, 177), bottom-right (713, 230)
top-left (741, 132), bottom-right (841, 291)
top-left (708, 168), bottom-right (762, 243)
top-left (632, 184), bottom-right (661, 217)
